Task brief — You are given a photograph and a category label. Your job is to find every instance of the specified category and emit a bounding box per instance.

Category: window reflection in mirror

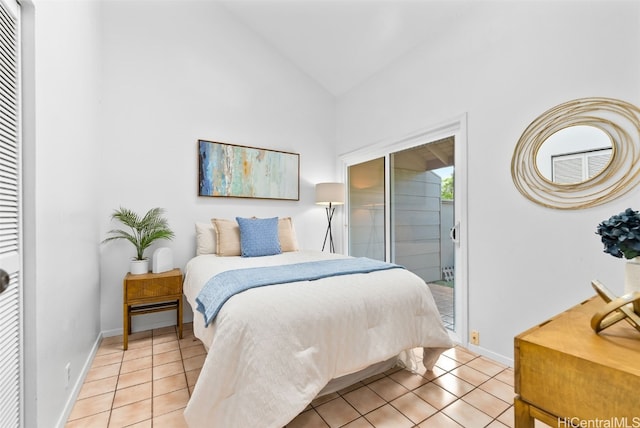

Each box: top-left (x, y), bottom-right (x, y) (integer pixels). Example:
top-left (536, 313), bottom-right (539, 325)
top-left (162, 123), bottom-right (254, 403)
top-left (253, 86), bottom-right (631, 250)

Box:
top-left (535, 125), bottom-right (612, 184)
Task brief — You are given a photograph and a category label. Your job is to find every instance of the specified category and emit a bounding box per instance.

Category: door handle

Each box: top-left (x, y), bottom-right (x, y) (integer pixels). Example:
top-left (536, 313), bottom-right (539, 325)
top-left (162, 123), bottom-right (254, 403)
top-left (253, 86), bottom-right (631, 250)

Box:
top-left (0, 269), bottom-right (9, 294)
top-left (449, 222), bottom-right (460, 244)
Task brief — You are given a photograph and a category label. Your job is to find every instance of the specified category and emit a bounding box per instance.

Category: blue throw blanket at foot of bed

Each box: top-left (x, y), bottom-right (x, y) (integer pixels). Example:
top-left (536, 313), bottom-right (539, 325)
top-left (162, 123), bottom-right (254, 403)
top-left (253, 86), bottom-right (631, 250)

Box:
top-left (196, 257), bottom-right (404, 326)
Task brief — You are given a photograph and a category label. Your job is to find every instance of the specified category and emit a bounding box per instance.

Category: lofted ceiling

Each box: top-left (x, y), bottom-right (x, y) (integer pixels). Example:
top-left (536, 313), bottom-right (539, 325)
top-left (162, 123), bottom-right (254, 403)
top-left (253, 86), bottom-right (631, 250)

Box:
top-left (219, 0), bottom-right (481, 96)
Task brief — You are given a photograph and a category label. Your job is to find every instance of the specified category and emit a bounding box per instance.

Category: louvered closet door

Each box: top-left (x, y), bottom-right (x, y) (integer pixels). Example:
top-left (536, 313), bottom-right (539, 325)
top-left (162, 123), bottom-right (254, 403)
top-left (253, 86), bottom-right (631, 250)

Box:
top-left (0, 0), bottom-right (22, 426)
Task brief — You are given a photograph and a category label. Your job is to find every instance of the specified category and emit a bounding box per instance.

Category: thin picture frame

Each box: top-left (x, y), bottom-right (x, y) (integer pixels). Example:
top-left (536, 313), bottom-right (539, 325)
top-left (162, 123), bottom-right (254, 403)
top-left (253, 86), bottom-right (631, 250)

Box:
top-left (198, 139), bottom-right (300, 201)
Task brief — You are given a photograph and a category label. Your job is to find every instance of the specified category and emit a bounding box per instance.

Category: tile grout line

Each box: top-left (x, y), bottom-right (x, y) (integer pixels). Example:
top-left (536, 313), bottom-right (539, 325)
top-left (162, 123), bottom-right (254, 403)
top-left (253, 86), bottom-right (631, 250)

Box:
top-left (150, 328), bottom-right (156, 428)
top-left (105, 346), bottom-right (125, 427)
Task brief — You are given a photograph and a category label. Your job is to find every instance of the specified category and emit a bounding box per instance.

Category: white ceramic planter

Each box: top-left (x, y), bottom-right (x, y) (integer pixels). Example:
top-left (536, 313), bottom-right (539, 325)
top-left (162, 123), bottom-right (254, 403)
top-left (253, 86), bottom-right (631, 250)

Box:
top-left (130, 258), bottom-right (149, 275)
top-left (624, 257), bottom-right (640, 314)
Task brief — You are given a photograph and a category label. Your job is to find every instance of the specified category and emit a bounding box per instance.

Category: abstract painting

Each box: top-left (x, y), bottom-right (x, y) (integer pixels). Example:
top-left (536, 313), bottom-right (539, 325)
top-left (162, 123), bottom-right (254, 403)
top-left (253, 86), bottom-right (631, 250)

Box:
top-left (198, 140), bottom-right (300, 200)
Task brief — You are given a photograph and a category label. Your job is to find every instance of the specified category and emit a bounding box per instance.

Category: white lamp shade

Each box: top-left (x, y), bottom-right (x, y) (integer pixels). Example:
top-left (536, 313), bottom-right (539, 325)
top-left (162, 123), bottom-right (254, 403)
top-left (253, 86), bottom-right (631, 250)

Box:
top-left (315, 182), bottom-right (345, 205)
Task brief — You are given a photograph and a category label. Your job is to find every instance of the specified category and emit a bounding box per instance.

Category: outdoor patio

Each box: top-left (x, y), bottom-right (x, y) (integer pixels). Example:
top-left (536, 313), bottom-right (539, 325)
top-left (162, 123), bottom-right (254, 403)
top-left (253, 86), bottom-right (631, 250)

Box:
top-left (427, 282), bottom-right (454, 331)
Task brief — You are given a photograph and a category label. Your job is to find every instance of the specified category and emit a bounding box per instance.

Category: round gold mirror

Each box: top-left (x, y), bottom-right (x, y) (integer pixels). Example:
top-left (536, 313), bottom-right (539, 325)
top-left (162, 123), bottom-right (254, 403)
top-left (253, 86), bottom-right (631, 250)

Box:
top-left (511, 97), bottom-right (640, 209)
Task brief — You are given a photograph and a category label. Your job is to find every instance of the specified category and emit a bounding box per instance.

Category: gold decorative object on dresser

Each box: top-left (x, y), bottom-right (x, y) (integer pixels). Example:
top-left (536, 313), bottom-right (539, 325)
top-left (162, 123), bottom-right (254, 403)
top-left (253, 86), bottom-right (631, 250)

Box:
top-left (514, 296), bottom-right (640, 428)
top-left (122, 268), bottom-right (183, 350)
top-left (590, 280), bottom-right (640, 333)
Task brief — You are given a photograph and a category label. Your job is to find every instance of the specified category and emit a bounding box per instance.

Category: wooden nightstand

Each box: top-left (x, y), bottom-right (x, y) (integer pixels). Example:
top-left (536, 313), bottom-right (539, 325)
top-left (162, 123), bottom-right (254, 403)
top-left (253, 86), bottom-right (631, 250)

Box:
top-left (123, 268), bottom-right (183, 350)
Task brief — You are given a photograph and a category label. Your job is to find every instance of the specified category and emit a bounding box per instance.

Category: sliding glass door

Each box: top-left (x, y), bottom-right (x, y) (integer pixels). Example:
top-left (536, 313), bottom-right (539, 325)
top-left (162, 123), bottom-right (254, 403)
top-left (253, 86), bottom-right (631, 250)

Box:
top-left (390, 138), bottom-right (455, 331)
top-left (346, 137), bottom-right (456, 331)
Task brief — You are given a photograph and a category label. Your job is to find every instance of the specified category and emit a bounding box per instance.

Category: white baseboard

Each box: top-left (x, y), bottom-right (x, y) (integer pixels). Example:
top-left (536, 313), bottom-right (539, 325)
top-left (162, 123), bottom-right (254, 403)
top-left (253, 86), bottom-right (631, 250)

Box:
top-left (55, 331), bottom-right (103, 428)
top-left (101, 327), bottom-right (123, 338)
top-left (102, 310), bottom-right (194, 338)
top-left (101, 319), bottom-right (185, 338)
top-left (465, 343), bottom-right (513, 367)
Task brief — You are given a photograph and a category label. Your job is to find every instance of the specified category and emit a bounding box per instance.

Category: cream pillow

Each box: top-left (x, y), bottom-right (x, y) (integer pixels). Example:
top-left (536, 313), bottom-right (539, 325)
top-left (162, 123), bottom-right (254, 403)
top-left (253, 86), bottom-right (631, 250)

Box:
top-left (195, 222), bottom-right (216, 255)
top-left (278, 217), bottom-right (299, 252)
top-left (211, 217), bottom-right (299, 256)
top-left (211, 218), bottom-right (242, 256)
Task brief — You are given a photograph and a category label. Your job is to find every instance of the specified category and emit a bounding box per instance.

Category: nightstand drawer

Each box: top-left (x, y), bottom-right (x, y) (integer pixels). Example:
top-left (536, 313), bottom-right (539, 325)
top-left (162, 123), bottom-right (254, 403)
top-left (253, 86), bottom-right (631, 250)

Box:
top-left (126, 276), bottom-right (181, 300)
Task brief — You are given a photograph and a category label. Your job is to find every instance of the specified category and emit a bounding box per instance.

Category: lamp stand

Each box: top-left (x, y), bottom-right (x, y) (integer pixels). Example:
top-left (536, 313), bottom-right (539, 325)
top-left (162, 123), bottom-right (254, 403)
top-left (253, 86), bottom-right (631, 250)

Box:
top-left (322, 202), bottom-right (336, 253)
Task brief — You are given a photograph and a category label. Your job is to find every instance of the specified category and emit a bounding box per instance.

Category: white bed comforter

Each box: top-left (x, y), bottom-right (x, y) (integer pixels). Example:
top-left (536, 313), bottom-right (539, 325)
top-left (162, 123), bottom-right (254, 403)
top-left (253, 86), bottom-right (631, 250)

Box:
top-left (182, 251), bottom-right (452, 428)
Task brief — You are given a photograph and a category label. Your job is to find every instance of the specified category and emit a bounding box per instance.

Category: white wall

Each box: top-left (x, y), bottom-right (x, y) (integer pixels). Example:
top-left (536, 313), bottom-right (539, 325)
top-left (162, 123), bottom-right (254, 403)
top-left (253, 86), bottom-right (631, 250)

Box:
top-left (97, 1), bottom-right (336, 334)
top-left (336, 1), bottom-right (640, 362)
top-left (22, 0), bottom-right (103, 426)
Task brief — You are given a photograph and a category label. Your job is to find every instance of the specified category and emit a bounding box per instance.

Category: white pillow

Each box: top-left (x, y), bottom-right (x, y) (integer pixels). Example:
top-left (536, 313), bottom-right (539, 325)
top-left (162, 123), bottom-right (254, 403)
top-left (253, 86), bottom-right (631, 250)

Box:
top-left (195, 222), bottom-right (216, 255)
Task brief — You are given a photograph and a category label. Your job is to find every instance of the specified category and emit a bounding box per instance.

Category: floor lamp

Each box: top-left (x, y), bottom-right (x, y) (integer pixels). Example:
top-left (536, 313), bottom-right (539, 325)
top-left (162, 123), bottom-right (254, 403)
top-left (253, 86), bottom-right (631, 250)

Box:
top-left (315, 182), bottom-right (344, 253)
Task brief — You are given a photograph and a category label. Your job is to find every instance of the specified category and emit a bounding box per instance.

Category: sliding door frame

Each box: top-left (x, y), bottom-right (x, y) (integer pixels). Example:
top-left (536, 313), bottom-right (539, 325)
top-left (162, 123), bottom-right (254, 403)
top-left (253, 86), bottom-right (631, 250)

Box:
top-left (338, 114), bottom-right (468, 345)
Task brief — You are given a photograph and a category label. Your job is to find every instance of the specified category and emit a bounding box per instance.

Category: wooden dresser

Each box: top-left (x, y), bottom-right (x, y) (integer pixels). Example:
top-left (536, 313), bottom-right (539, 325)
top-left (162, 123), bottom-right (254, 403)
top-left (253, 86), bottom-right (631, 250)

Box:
top-left (514, 296), bottom-right (640, 427)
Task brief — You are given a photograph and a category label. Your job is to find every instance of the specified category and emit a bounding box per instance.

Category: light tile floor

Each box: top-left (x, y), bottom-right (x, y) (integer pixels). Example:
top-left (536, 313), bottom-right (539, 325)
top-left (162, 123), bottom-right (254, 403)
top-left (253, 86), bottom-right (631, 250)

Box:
top-left (64, 322), bottom-right (542, 428)
top-left (428, 283), bottom-right (454, 330)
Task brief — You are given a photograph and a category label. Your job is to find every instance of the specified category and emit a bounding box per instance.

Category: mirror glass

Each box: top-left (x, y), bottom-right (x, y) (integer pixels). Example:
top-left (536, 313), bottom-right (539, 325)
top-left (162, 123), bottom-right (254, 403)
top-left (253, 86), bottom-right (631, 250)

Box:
top-left (535, 125), bottom-right (612, 184)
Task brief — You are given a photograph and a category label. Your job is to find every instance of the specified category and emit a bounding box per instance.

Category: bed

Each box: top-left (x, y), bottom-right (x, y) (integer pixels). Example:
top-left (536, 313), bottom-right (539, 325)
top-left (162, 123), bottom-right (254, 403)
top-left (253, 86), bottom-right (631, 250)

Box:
top-left (182, 219), bottom-right (453, 428)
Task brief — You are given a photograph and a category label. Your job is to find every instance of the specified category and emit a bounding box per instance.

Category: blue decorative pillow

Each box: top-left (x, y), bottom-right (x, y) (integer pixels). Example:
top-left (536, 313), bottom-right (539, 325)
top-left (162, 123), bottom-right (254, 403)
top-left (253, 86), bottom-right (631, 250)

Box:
top-left (236, 217), bottom-right (282, 257)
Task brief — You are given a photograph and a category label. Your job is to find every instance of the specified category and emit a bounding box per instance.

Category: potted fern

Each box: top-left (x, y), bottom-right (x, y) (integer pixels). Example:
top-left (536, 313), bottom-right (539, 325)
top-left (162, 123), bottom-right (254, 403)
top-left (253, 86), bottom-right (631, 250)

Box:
top-left (103, 207), bottom-right (175, 274)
